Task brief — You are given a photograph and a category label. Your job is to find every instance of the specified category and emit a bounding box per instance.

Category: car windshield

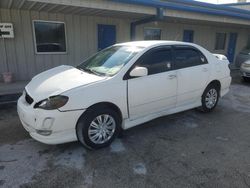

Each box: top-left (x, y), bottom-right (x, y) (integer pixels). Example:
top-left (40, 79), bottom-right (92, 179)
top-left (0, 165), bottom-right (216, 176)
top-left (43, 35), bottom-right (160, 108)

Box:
top-left (77, 45), bottom-right (144, 76)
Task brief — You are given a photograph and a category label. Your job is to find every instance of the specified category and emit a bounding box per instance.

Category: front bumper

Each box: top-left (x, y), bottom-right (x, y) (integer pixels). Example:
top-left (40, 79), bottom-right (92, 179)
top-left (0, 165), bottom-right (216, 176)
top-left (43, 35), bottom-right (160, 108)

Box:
top-left (17, 94), bottom-right (84, 144)
top-left (240, 67), bottom-right (250, 78)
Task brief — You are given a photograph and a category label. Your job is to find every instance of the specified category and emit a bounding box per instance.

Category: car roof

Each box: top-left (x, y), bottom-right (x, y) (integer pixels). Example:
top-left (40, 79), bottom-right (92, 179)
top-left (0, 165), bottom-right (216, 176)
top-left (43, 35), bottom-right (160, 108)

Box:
top-left (116, 40), bottom-right (195, 48)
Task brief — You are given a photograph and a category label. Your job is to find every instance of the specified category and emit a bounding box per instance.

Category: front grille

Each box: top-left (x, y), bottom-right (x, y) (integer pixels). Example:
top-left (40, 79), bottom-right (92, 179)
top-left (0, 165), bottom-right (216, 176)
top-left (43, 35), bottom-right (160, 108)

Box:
top-left (25, 92), bottom-right (34, 105)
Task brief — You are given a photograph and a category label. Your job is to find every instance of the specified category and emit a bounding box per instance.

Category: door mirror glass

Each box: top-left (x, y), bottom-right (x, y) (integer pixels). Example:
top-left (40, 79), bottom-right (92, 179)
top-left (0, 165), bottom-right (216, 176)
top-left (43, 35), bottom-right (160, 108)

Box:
top-left (130, 67), bottom-right (148, 77)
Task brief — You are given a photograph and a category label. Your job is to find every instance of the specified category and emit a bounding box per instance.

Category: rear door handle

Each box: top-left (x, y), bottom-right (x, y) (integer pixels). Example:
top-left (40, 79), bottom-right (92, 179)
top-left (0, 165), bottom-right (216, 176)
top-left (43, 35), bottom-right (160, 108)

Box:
top-left (168, 74), bottom-right (177, 79)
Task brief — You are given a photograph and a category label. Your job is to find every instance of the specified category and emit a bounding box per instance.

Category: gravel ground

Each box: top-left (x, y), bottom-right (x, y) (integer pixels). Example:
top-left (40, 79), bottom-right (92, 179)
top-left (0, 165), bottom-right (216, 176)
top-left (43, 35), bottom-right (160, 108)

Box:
top-left (0, 71), bottom-right (250, 188)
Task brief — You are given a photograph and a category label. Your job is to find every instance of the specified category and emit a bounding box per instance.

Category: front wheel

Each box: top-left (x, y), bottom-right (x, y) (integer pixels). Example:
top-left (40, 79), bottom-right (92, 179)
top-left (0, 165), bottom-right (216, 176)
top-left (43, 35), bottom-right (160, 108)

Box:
top-left (76, 107), bottom-right (121, 149)
top-left (199, 85), bottom-right (219, 112)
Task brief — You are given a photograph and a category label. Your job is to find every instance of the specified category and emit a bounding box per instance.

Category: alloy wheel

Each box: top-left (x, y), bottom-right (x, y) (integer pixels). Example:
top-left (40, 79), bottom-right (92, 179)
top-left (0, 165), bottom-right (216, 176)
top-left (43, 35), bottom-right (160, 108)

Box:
top-left (205, 88), bottom-right (218, 109)
top-left (88, 114), bottom-right (116, 144)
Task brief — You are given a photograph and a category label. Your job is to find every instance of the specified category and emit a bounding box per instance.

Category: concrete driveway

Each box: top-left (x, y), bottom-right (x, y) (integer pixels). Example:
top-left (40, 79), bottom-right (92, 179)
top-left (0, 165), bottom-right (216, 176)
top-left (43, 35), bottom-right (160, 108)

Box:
top-left (1, 72), bottom-right (250, 188)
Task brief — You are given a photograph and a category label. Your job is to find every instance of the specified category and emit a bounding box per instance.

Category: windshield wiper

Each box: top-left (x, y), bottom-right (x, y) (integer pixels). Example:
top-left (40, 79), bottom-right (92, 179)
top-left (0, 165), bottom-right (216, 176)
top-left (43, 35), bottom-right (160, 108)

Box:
top-left (77, 67), bottom-right (85, 72)
top-left (78, 67), bottom-right (106, 77)
top-left (87, 69), bottom-right (103, 76)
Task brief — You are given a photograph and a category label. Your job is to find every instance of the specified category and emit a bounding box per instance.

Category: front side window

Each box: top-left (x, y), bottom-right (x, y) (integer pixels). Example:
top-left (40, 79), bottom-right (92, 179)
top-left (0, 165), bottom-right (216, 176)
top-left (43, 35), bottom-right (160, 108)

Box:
top-left (77, 45), bottom-right (144, 76)
top-left (215, 33), bottom-right (227, 50)
top-left (136, 48), bottom-right (172, 75)
top-left (33, 21), bottom-right (66, 53)
top-left (174, 47), bottom-right (207, 69)
top-left (144, 28), bottom-right (161, 40)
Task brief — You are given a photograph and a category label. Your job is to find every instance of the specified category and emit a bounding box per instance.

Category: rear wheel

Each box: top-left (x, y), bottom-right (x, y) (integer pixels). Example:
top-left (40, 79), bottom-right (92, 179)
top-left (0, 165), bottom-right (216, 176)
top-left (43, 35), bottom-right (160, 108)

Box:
top-left (199, 84), bottom-right (219, 112)
top-left (76, 107), bottom-right (121, 149)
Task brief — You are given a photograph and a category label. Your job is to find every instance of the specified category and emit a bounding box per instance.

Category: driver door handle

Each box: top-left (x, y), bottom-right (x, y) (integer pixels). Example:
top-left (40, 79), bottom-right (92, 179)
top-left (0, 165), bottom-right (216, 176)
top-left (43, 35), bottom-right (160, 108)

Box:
top-left (168, 74), bottom-right (177, 79)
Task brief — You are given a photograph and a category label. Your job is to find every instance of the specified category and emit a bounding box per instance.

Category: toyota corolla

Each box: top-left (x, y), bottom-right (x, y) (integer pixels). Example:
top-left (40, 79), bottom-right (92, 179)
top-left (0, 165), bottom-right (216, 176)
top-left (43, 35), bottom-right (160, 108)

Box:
top-left (17, 41), bottom-right (231, 149)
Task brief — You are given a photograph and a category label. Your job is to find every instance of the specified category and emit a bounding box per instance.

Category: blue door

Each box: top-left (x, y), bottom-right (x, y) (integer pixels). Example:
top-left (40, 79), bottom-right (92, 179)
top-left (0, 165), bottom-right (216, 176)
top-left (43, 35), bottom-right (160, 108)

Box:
top-left (183, 30), bottom-right (194, 43)
top-left (98, 24), bottom-right (116, 51)
top-left (227, 33), bottom-right (238, 63)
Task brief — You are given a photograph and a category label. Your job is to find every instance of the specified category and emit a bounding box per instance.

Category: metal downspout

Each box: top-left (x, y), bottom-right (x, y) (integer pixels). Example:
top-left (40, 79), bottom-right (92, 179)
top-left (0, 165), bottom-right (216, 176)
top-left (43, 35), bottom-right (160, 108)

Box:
top-left (130, 7), bottom-right (164, 41)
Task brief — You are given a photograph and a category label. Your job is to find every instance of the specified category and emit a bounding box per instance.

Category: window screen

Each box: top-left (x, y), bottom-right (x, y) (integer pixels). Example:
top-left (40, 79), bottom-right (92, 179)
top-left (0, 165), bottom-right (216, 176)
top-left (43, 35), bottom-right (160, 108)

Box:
top-left (144, 28), bottom-right (161, 40)
top-left (33, 21), bottom-right (66, 53)
top-left (215, 33), bottom-right (227, 50)
top-left (174, 47), bottom-right (207, 69)
top-left (137, 48), bottom-right (172, 75)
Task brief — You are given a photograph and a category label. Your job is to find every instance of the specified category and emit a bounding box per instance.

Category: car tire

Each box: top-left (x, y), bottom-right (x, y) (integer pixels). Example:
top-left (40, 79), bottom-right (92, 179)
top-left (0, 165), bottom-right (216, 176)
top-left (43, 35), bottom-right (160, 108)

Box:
top-left (199, 84), bottom-right (220, 113)
top-left (76, 106), bottom-right (121, 150)
top-left (243, 77), bottom-right (250, 82)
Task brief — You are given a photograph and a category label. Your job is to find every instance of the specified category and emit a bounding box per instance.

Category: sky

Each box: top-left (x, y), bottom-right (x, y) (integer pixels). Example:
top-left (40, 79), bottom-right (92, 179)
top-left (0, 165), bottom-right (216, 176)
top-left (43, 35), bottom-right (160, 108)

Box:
top-left (196, 0), bottom-right (250, 4)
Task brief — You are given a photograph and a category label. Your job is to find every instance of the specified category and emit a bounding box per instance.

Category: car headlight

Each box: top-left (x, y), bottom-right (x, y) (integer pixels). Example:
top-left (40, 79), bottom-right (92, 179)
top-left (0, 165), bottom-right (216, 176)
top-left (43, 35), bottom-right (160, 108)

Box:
top-left (242, 63), bottom-right (250, 68)
top-left (34, 95), bottom-right (69, 110)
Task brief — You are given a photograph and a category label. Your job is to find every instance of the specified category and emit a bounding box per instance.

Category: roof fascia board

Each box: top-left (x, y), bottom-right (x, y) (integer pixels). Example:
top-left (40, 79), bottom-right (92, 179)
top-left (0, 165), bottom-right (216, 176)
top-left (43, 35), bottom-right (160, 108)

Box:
top-left (112, 0), bottom-right (250, 20)
top-left (223, 2), bottom-right (250, 6)
top-left (170, 0), bottom-right (250, 15)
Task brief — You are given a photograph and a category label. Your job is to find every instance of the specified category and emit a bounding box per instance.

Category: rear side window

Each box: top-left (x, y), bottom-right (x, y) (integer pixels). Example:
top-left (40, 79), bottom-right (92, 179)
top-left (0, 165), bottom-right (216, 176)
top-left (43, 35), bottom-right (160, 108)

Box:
top-left (136, 48), bottom-right (172, 75)
top-left (174, 47), bottom-right (207, 69)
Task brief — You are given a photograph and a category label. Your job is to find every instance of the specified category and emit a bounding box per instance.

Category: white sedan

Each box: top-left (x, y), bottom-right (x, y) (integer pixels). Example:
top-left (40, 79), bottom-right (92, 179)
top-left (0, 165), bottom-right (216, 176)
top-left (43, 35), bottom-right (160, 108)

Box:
top-left (17, 41), bottom-right (231, 149)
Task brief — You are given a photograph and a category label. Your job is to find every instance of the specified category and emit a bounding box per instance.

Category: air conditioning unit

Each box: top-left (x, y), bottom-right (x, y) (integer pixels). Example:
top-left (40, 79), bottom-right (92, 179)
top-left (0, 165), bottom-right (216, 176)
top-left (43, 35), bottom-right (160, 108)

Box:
top-left (0, 23), bottom-right (14, 38)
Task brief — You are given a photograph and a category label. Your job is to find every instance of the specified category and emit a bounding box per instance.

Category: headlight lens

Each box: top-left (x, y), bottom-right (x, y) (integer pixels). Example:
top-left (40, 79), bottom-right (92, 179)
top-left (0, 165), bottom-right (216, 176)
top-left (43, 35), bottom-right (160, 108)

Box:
top-left (35, 95), bottom-right (69, 110)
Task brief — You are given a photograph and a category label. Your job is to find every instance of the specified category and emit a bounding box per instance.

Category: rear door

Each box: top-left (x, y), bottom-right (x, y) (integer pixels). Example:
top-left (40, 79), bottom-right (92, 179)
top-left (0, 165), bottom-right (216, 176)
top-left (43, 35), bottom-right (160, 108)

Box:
top-left (127, 46), bottom-right (177, 120)
top-left (173, 46), bottom-right (210, 107)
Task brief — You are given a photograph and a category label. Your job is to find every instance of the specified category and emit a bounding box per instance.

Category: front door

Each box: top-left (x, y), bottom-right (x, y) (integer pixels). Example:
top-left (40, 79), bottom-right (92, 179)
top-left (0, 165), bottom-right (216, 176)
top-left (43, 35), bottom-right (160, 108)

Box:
top-left (227, 33), bottom-right (238, 63)
top-left (98, 24), bottom-right (116, 51)
top-left (127, 47), bottom-right (177, 120)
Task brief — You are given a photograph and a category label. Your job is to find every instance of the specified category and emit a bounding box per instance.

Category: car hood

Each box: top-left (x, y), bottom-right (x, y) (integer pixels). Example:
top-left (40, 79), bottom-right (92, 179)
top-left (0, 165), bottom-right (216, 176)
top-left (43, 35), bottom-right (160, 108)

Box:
top-left (25, 65), bottom-right (106, 102)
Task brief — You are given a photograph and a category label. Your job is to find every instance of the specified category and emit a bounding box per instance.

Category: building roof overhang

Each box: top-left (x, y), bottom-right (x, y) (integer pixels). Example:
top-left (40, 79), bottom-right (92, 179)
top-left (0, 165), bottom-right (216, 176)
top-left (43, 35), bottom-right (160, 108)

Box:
top-left (0, 0), bottom-right (250, 27)
top-left (112, 0), bottom-right (250, 21)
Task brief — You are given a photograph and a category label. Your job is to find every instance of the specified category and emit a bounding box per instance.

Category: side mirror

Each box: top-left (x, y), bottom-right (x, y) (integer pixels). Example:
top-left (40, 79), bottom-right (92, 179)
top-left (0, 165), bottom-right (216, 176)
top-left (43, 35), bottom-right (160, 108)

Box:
top-left (129, 67), bottom-right (148, 77)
